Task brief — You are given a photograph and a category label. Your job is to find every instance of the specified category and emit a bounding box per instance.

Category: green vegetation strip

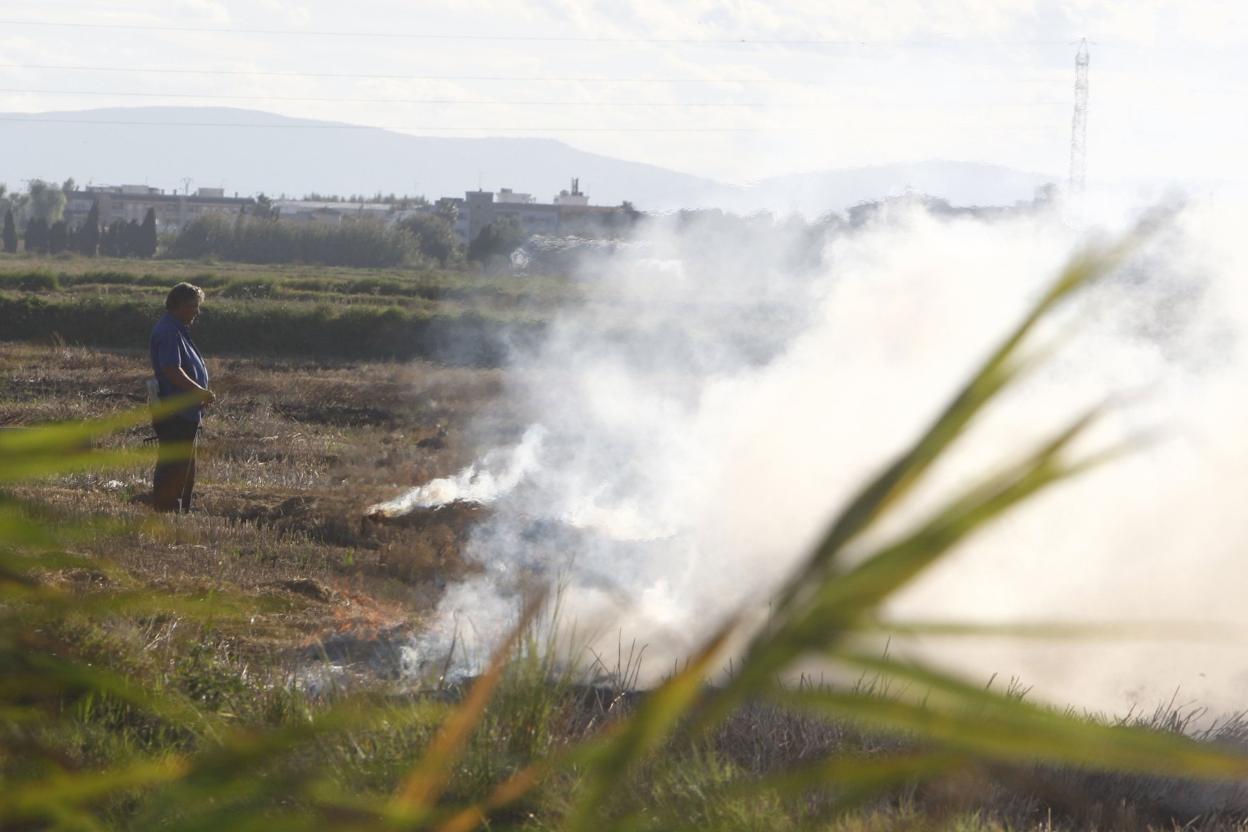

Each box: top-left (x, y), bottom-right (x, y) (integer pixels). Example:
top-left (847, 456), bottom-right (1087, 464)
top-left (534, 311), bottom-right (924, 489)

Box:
top-left (0, 265), bottom-right (575, 304)
top-left (0, 293), bottom-right (542, 365)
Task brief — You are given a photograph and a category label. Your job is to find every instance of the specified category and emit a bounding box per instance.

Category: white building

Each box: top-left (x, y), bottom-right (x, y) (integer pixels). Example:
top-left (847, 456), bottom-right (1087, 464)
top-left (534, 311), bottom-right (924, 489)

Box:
top-left (272, 200), bottom-right (394, 225)
top-left (431, 180), bottom-right (621, 244)
top-left (63, 185), bottom-right (253, 229)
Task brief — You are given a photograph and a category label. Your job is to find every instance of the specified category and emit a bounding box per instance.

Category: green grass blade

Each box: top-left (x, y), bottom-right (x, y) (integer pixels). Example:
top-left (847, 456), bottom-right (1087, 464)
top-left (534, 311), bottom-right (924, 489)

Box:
top-left (713, 410), bottom-right (1112, 718)
top-left (0, 394), bottom-right (199, 454)
top-left (695, 240), bottom-right (1145, 735)
top-left (0, 447), bottom-right (175, 482)
top-left (860, 617), bottom-right (1218, 642)
top-left (0, 757), bottom-right (191, 823)
top-left (734, 750), bottom-right (965, 816)
top-left (0, 503), bottom-right (60, 549)
top-left (564, 621), bottom-right (737, 832)
top-left (12, 649), bottom-right (213, 729)
top-left (777, 240), bottom-right (1134, 587)
top-left (390, 591), bottom-right (547, 820)
top-left (781, 654), bottom-right (1248, 779)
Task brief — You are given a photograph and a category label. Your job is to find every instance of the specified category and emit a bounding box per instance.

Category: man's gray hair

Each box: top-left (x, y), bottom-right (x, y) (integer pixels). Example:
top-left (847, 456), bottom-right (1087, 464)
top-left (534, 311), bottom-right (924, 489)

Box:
top-left (165, 282), bottom-right (205, 311)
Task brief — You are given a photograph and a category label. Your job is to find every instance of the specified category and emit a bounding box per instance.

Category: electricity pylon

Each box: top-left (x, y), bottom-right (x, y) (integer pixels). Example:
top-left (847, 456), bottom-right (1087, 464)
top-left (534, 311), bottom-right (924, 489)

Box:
top-left (1068, 38), bottom-right (1089, 196)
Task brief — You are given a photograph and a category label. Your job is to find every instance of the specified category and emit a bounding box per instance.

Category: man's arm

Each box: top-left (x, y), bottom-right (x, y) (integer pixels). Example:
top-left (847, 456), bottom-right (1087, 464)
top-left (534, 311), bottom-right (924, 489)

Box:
top-left (161, 365), bottom-right (215, 404)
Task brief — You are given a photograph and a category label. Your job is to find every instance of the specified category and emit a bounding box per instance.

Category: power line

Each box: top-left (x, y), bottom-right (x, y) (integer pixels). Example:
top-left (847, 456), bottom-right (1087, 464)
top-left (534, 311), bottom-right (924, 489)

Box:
top-left (0, 87), bottom-right (1070, 110)
top-left (0, 62), bottom-right (809, 85)
top-left (0, 18), bottom-right (1079, 46)
top-left (0, 114), bottom-right (1062, 134)
top-left (0, 115), bottom-right (799, 132)
top-left (0, 62), bottom-right (1067, 89)
top-left (0, 87), bottom-right (760, 107)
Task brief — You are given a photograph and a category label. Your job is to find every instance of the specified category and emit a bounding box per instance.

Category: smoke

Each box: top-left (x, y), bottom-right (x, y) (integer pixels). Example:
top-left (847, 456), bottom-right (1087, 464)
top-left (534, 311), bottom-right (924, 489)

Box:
top-left (368, 426), bottom-right (545, 518)
top-left (391, 194), bottom-right (1248, 713)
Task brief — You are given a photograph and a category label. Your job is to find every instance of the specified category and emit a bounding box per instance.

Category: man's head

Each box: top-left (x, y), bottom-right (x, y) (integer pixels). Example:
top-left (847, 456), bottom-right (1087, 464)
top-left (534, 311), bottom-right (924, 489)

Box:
top-left (166, 283), bottom-right (204, 326)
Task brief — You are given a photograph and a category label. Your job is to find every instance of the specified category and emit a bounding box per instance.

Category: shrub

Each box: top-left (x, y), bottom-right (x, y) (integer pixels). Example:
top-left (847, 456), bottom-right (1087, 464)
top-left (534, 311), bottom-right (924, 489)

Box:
top-left (2, 208), bottom-right (17, 253)
top-left (468, 216), bottom-right (525, 268)
top-left (0, 294), bottom-right (532, 365)
top-left (0, 270), bottom-right (59, 291)
top-left (168, 215), bottom-right (421, 268)
top-left (24, 217), bottom-right (50, 254)
top-left (398, 212), bottom-right (463, 266)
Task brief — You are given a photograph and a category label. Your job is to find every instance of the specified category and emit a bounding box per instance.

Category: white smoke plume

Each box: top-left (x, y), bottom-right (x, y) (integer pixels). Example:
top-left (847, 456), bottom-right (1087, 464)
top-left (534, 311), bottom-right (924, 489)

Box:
top-left (368, 426), bottom-right (545, 518)
top-left (395, 193), bottom-right (1248, 713)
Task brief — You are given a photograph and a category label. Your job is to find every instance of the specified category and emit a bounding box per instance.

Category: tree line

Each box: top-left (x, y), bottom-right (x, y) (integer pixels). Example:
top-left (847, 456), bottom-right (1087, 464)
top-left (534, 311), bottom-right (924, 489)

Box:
top-left (4, 205), bottom-right (157, 258)
top-left (165, 209), bottom-right (475, 269)
top-left (166, 214), bottom-right (421, 268)
top-left (0, 177), bottom-right (645, 268)
top-left (0, 179), bottom-right (157, 258)
top-left (2, 204), bottom-right (157, 258)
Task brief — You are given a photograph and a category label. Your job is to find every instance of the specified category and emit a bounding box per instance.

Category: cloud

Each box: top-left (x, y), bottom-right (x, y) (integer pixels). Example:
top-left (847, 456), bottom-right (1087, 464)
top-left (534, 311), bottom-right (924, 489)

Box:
top-left (0, 1), bottom-right (1243, 184)
top-left (172, 0), bottom-right (233, 25)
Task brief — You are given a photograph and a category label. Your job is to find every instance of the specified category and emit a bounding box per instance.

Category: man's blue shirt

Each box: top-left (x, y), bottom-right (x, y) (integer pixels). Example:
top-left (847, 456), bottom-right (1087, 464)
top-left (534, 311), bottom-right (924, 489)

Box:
top-left (149, 313), bottom-right (208, 424)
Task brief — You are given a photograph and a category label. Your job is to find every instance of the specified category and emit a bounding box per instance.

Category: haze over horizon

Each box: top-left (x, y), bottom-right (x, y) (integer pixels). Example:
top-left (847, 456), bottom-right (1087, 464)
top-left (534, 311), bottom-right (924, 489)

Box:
top-left (0, 1), bottom-right (1244, 190)
top-left (0, 104), bottom-right (1066, 211)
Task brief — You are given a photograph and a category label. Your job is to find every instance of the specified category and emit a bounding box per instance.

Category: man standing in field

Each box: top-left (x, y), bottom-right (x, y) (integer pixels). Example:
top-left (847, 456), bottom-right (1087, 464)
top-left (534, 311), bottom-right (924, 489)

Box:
top-left (150, 283), bottom-right (214, 513)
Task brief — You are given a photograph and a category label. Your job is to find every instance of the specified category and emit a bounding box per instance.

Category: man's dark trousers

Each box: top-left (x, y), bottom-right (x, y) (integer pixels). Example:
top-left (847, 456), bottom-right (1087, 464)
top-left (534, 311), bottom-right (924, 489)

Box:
top-left (153, 417), bottom-right (198, 513)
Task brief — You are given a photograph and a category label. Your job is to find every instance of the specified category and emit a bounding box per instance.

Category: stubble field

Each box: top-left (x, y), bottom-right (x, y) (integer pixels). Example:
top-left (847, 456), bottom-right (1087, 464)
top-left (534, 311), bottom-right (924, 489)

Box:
top-left (0, 336), bottom-right (514, 672)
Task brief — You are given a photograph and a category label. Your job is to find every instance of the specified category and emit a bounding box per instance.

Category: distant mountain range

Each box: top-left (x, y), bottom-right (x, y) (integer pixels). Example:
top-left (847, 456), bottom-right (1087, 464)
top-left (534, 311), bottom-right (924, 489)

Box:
top-left (723, 161), bottom-right (1056, 216)
top-left (0, 107), bottom-right (1056, 214)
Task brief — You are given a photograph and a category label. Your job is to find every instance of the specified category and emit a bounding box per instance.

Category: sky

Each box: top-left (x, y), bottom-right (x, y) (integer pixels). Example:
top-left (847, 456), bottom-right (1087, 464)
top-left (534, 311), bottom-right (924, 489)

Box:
top-left (0, 1), bottom-right (1244, 185)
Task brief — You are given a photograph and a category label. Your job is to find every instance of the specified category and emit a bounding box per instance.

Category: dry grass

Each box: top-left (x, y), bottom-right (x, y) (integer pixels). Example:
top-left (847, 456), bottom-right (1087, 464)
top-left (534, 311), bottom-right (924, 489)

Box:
top-left (0, 340), bottom-right (513, 661)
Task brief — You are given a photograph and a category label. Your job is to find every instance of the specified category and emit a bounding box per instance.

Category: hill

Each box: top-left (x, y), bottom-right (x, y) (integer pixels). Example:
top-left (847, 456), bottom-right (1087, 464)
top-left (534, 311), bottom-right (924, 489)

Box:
top-left (0, 106), bottom-right (722, 209)
top-left (0, 106), bottom-right (1054, 212)
top-left (730, 160), bottom-right (1056, 215)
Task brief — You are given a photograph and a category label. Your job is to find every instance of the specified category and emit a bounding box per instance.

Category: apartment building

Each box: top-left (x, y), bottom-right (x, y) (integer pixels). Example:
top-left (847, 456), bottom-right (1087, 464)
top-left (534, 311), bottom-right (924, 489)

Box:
top-left (432, 180), bottom-right (621, 244)
top-left (63, 185), bottom-right (254, 229)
